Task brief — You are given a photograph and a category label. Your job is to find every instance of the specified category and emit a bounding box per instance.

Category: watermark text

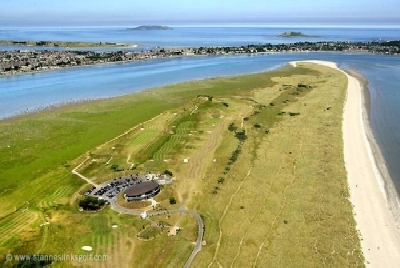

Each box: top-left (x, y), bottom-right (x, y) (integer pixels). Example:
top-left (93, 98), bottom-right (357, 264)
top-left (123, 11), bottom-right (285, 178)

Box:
top-left (5, 253), bottom-right (109, 263)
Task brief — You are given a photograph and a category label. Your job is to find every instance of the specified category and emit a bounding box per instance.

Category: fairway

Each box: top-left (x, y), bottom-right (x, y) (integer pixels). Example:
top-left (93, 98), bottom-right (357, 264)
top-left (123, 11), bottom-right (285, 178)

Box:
top-left (0, 63), bottom-right (363, 267)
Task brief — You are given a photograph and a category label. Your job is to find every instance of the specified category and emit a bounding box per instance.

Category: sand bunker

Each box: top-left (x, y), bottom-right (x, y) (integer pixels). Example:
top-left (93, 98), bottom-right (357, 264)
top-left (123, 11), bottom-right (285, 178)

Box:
top-left (81, 246), bottom-right (93, 251)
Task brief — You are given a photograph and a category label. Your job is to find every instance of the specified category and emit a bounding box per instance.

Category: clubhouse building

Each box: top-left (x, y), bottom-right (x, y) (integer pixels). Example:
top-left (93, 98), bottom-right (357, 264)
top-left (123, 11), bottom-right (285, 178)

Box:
top-left (124, 181), bottom-right (160, 201)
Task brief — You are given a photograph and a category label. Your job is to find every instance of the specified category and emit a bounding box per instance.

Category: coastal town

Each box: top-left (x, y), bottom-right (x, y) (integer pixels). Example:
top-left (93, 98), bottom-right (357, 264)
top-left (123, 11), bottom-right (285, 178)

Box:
top-left (1, 40), bottom-right (399, 76)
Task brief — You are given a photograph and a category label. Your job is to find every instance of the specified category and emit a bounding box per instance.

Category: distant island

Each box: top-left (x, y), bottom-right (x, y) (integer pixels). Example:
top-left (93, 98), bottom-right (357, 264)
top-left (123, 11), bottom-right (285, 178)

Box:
top-left (128, 26), bottom-right (173, 31)
top-left (279, 31), bottom-right (310, 37)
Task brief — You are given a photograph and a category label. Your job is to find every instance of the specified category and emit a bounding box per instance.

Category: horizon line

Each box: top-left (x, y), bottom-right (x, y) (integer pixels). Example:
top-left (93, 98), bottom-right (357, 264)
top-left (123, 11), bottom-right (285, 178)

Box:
top-left (2, 24), bottom-right (400, 29)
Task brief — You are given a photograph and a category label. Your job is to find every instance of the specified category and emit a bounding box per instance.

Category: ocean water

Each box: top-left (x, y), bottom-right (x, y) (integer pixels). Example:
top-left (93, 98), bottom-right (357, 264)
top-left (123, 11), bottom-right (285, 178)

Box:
top-left (1, 26), bottom-right (400, 50)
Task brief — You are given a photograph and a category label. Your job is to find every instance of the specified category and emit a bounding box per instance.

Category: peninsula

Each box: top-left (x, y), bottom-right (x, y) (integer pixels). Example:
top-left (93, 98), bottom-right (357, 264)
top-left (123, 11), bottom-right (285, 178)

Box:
top-left (0, 62), bottom-right (367, 267)
top-left (0, 40), bottom-right (132, 48)
top-left (1, 40), bottom-right (399, 77)
top-left (128, 25), bottom-right (173, 30)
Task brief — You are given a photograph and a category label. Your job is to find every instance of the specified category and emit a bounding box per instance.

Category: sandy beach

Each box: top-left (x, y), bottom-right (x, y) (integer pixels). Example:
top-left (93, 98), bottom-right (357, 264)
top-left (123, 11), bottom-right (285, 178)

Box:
top-left (290, 60), bottom-right (400, 267)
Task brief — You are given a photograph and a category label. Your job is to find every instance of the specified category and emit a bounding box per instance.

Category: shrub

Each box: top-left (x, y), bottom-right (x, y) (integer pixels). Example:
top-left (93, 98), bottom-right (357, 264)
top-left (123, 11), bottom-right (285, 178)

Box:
top-left (79, 196), bottom-right (106, 211)
top-left (228, 123), bottom-right (237, 132)
top-left (164, 170), bottom-right (173, 176)
top-left (254, 123), bottom-right (262, 128)
top-left (289, 112), bottom-right (301, 117)
top-left (235, 130), bottom-right (247, 142)
top-left (222, 102), bottom-right (229, 107)
top-left (110, 164), bottom-right (123, 172)
top-left (169, 196), bottom-right (176, 205)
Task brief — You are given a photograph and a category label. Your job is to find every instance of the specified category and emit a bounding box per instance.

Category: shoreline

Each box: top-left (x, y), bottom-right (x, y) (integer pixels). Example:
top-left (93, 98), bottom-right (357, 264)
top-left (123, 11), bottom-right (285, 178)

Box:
top-left (0, 51), bottom-right (378, 79)
top-left (294, 60), bottom-right (400, 266)
top-left (343, 68), bottom-right (400, 233)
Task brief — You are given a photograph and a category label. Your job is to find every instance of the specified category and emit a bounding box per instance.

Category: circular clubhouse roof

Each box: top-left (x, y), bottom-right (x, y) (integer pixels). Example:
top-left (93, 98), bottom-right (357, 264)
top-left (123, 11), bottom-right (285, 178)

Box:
top-left (125, 181), bottom-right (159, 197)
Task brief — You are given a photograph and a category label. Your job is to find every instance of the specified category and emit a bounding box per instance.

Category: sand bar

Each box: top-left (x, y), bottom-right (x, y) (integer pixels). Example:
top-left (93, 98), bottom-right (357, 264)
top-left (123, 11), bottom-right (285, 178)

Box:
top-left (291, 60), bottom-right (400, 267)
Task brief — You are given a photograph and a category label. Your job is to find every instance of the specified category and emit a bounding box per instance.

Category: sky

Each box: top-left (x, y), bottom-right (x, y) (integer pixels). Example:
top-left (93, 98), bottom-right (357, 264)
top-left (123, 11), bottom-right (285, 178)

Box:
top-left (1, 0), bottom-right (399, 26)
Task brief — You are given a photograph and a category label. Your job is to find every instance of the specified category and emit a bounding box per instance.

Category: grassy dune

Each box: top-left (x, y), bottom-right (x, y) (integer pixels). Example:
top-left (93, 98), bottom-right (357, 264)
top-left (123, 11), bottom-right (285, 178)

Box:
top-left (0, 63), bottom-right (363, 266)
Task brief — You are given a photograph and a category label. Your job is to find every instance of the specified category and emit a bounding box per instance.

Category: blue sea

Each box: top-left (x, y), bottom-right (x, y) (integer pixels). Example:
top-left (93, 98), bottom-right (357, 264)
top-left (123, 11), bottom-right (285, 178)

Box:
top-left (0, 26), bottom-right (399, 204)
top-left (0, 26), bottom-right (399, 50)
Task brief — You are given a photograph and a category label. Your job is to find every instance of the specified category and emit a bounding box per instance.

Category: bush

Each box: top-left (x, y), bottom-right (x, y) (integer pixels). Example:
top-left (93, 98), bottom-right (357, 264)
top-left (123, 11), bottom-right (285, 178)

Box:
top-left (228, 123), bottom-right (237, 132)
top-left (235, 130), bottom-right (247, 142)
top-left (79, 196), bottom-right (106, 211)
top-left (289, 112), bottom-right (301, 117)
top-left (222, 102), bottom-right (229, 107)
top-left (169, 196), bottom-right (176, 205)
top-left (254, 123), bottom-right (262, 128)
top-left (243, 117), bottom-right (249, 121)
top-left (164, 170), bottom-right (173, 176)
top-left (110, 164), bottom-right (123, 172)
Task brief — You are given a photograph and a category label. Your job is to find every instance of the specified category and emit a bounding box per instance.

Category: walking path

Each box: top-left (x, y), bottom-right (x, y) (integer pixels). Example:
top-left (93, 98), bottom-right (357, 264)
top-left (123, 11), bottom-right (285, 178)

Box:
top-left (110, 199), bottom-right (203, 268)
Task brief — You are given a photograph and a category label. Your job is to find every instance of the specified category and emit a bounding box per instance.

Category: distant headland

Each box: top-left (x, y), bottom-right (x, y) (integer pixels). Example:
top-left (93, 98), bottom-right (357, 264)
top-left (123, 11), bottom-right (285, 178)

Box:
top-left (0, 40), bottom-right (132, 48)
top-left (279, 31), bottom-right (311, 37)
top-left (128, 26), bottom-right (173, 31)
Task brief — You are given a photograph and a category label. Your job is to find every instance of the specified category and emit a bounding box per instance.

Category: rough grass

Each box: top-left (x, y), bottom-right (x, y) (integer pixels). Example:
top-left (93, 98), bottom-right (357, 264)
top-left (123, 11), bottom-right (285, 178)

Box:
top-left (192, 63), bottom-right (363, 267)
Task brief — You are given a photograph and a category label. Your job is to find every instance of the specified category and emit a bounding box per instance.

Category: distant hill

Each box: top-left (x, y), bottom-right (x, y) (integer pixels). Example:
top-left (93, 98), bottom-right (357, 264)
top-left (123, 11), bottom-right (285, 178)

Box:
top-left (128, 26), bottom-right (173, 31)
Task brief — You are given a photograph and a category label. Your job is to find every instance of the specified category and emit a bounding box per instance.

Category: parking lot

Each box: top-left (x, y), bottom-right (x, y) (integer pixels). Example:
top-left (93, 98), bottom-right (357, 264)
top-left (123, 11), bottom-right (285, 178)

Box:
top-left (84, 174), bottom-right (147, 204)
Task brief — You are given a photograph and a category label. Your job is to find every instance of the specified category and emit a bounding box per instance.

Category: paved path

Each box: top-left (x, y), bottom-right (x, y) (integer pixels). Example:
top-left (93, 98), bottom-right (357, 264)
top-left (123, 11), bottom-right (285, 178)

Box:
top-left (71, 158), bottom-right (99, 187)
top-left (110, 199), bottom-right (204, 268)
